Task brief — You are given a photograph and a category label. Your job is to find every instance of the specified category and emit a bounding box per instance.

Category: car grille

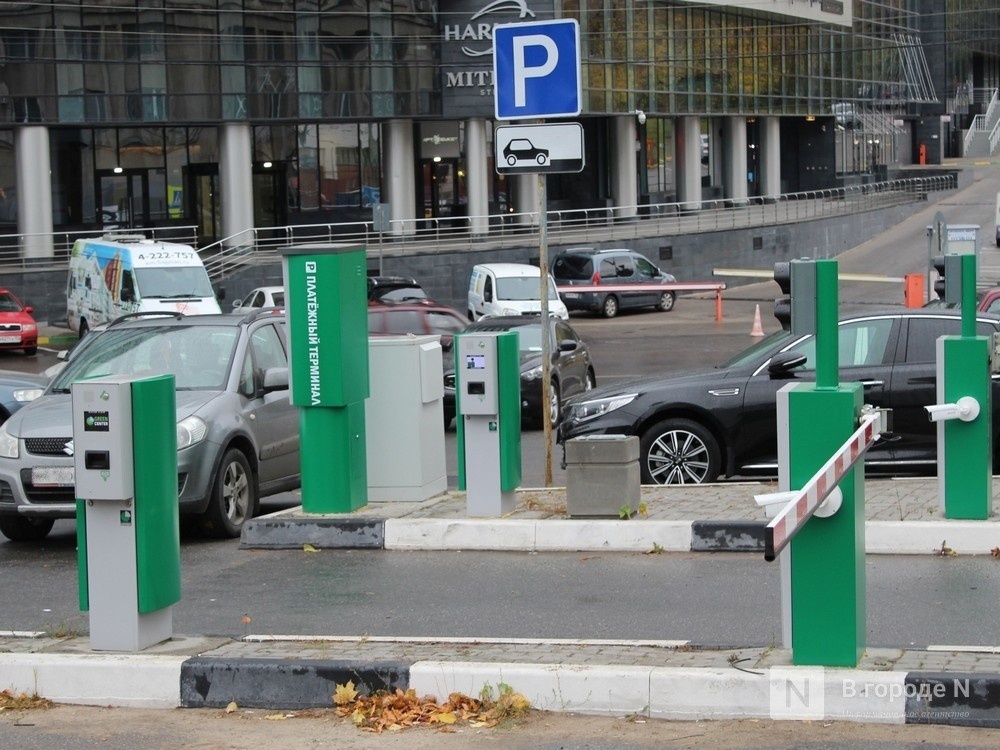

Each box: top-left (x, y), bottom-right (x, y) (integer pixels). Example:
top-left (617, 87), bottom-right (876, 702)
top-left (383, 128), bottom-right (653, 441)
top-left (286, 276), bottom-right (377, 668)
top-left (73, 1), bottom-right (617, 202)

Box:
top-left (25, 437), bottom-right (73, 457)
top-left (19, 469), bottom-right (74, 504)
top-left (0, 323), bottom-right (22, 333)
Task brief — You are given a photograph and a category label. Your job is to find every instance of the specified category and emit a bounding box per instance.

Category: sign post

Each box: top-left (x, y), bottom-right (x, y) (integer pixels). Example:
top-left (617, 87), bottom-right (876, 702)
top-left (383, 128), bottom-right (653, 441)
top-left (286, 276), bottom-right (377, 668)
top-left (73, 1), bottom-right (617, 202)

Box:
top-left (493, 18), bottom-right (582, 486)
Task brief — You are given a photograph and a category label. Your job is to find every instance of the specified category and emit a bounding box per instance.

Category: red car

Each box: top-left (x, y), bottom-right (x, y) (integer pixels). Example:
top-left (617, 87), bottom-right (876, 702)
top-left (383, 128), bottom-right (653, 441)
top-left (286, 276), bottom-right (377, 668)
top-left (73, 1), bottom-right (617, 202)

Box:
top-left (0, 289), bottom-right (38, 356)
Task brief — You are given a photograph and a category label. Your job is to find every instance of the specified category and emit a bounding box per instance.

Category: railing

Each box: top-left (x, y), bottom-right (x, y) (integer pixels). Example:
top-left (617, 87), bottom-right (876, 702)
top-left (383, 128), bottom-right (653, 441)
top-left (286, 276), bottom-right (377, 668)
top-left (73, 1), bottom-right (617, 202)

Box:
top-left (0, 175), bottom-right (957, 281)
top-left (963, 89), bottom-right (999, 155)
top-left (0, 225), bottom-right (199, 272)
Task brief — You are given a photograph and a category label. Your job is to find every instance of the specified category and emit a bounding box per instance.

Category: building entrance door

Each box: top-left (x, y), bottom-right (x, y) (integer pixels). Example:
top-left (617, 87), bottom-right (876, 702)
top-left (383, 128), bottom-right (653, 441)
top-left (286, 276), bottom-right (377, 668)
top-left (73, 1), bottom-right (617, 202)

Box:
top-left (97, 170), bottom-right (149, 229)
top-left (185, 164), bottom-right (220, 246)
top-left (420, 159), bottom-right (461, 221)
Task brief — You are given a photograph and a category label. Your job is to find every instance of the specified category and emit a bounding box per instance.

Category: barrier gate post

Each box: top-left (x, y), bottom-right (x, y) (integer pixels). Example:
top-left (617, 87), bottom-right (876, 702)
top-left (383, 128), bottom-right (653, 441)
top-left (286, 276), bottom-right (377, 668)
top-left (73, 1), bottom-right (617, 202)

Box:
top-left (778, 259), bottom-right (867, 666)
top-left (931, 252), bottom-right (991, 519)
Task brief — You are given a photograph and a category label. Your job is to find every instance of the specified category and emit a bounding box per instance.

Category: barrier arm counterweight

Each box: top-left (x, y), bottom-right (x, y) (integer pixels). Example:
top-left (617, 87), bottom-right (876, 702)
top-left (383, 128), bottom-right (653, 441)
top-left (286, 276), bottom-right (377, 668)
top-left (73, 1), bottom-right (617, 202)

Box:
top-left (757, 407), bottom-right (882, 562)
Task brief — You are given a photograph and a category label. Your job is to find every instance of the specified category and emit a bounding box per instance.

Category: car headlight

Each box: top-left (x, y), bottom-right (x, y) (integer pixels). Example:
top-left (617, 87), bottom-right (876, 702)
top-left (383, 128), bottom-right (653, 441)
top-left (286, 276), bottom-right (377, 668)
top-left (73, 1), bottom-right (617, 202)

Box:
top-left (0, 423), bottom-right (18, 459)
top-left (177, 415), bottom-right (208, 450)
top-left (13, 387), bottom-right (43, 403)
top-left (523, 365), bottom-right (542, 381)
top-left (566, 393), bottom-right (638, 423)
top-left (22, 323), bottom-right (37, 333)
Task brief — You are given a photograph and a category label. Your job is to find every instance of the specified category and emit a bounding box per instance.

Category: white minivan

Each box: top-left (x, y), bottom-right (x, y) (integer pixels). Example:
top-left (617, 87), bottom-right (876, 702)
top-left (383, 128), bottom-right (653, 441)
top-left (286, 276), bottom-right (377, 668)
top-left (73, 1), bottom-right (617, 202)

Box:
top-left (67, 235), bottom-right (223, 337)
top-left (467, 262), bottom-right (569, 320)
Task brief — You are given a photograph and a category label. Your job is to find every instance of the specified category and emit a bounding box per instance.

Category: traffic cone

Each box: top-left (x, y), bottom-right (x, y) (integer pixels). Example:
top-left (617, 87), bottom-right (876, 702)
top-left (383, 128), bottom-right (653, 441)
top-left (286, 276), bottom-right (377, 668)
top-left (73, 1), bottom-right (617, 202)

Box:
top-left (750, 304), bottom-right (765, 337)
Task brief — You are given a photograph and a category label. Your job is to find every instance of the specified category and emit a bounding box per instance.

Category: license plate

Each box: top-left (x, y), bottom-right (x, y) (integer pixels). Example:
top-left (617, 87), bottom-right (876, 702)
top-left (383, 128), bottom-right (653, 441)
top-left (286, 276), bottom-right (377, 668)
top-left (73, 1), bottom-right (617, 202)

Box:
top-left (563, 293), bottom-right (580, 299)
top-left (0, 335), bottom-right (20, 344)
top-left (31, 466), bottom-right (74, 487)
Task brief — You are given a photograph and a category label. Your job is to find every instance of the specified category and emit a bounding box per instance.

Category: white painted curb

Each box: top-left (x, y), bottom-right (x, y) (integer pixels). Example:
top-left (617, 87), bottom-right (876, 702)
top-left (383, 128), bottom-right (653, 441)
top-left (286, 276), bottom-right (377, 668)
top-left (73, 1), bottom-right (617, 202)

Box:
top-left (409, 661), bottom-right (907, 723)
top-left (384, 518), bottom-right (693, 552)
top-left (866, 521), bottom-right (1000, 555)
top-left (0, 653), bottom-right (185, 708)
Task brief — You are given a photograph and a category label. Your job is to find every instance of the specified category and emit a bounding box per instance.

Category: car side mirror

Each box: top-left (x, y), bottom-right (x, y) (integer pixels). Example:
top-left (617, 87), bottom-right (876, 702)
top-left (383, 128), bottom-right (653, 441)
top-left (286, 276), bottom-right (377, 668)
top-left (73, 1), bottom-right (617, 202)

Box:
top-left (559, 339), bottom-right (578, 353)
top-left (768, 352), bottom-right (807, 376)
top-left (262, 366), bottom-right (289, 394)
top-left (24, 305), bottom-right (34, 314)
top-left (216, 286), bottom-right (226, 301)
top-left (441, 338), bottom-right (453, 353)
top-left (484, 289), bottom-right (492, 302)
top-left (120, 289), bottom-right (134, 303)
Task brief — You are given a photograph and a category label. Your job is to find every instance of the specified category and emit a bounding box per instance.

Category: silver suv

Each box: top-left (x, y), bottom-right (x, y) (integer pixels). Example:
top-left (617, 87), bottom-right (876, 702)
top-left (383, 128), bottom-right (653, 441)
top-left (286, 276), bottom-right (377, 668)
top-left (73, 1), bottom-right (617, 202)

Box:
top-left (0, 310), bottom-right (299, 542)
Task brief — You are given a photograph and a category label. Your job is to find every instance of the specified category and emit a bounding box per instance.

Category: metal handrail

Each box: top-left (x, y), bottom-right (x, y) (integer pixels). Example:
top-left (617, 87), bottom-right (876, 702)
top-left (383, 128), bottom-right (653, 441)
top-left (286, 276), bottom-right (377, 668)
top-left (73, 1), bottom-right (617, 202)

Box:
top-left (0, 175), bottom-right (957, 281)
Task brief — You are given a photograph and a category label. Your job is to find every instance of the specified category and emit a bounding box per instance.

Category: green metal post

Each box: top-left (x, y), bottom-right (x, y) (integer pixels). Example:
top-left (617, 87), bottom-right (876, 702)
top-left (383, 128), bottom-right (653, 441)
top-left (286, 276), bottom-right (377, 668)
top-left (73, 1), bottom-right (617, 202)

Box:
top-left (960, 253), bottom-right (976, 340)
top-left (280, 243), bottom-right (369, 514)
top-left (814, 260), bottom-right (839, 390)
top-left (788, 384), bottom-right (865, 666)
top-left (940, 336), bottom-right (991, 519)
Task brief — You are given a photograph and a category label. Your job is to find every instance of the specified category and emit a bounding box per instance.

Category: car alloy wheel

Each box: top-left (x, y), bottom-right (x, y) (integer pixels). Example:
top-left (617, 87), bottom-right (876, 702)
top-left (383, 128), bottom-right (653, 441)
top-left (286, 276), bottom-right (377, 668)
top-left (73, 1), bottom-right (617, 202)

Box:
top-left (656, 292), bottom-right (676, 312)
top-left (200, 448), bottom-right (256, 538)
top-left (602, 295), bottom-right (619, 318)
top-left (640, 418), bottom-right (721, 485)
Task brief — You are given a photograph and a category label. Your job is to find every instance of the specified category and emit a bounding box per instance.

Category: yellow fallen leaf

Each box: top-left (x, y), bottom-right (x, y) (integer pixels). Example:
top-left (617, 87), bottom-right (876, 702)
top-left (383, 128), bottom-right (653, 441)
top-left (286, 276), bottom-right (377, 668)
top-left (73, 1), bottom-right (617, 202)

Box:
top-left (436, 712), bottom-right (458, 724)
top-left (334, 680), bottom-right (359, 706)
top-left (303, 543), bottom-right (318, 553)
top-left (225, 701), bottom-right (238, 714)
top-left (264, 713), bottom-right (287, 721)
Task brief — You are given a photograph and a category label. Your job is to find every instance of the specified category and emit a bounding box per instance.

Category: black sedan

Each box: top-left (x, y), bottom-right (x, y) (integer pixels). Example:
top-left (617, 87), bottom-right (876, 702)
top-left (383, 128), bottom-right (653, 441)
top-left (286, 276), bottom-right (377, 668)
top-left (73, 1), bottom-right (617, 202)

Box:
top-left (559, 309), bottom-right (1000, 485)
top-left (444, 315), bottom-right (596, 429)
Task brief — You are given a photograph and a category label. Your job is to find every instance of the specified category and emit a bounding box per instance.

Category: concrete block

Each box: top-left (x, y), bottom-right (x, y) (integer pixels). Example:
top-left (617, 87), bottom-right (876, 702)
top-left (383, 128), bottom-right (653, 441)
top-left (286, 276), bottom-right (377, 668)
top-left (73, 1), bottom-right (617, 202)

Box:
top-left (565, 435), bottom-right (641, 518)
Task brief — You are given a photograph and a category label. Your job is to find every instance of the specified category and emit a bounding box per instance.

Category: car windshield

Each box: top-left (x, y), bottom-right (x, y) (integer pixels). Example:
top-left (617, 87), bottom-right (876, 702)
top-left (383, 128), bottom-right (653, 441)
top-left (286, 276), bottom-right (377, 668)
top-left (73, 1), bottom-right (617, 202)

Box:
top-left (134, 266), bottom-right (215, 298)
top-left (495, 276), bottom-right (560, 301)
top-left (49, 324), bottom-right (239, 392)
top-left (0, 293), bottom-right (23, 312)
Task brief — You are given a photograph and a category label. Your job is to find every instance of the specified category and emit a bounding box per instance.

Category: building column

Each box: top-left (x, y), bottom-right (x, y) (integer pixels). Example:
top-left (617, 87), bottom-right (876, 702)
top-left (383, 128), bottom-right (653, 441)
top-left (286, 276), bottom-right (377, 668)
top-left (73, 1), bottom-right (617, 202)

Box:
top-left (465, 118), bottom-right (489, 236)
top-left (722, 116), bottom-right (748, 204)
top-left (676, 116), bottom-right (702, 211)
top-left (612, 115), bottom-right (638, 218)
top-left (761, 116), bottom-right (781, 200)
top-left (15, 126), bottom-right (54, 258)
top-left (218, 123), bottom-right (254, 248)
top-left (514, 175), bottom-right (539, 226)
top-left (384, 119), bottom-right (416, 236)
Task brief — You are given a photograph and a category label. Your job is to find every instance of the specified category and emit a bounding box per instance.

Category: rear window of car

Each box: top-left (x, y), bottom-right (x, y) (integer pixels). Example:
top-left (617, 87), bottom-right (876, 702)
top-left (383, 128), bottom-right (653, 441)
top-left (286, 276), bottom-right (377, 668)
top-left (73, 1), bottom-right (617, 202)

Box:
top-left (553, 254), bottom-right (593, 280)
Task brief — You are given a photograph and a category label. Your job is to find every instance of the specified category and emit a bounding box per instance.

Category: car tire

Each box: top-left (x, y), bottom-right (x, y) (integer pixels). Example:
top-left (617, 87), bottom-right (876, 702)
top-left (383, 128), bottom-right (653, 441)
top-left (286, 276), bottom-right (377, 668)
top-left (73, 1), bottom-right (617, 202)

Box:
top-left (548, 379), bottom-right (561, 428)
top-left (0, 516), bottom-right (55, 542)
top-left (601, 295), bottom-right (619, 319)
top-left (198, 448), bottom-right (256, 539)
top-left (656, 292), bottom-right (676, 312)
top-left (639, 418), bottom-right (721, 485)
top-left (24, 346), bottom-right (37, 356)
top-left (78, 319), bottom-right (89, 339)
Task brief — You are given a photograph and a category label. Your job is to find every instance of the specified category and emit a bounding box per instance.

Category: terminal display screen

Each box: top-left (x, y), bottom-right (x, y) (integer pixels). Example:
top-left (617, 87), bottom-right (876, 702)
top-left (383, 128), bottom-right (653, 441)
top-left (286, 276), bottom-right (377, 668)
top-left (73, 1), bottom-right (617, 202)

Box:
top-left (465, 354), bottom-right (486, 370)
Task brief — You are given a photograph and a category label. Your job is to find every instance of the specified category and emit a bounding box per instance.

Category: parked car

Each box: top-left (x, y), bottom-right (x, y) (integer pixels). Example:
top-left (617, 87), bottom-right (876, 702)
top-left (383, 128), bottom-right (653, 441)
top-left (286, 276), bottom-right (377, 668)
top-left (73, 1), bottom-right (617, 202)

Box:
top-left (367, 300), bottom-right (468, 352)
top-left (0, 288), bottom-right (38, 355)
top-left (467, 263), bottom-right (569, 321)
top-left (232, 286), bottom-right (284, 310)
top-left (924, 286), bottom-right (1000, 315)
top-left (367, 275), bottom-right (428, 304)
top-left (552, 247), bottom-right (677, 318)
top-left (444, 315), bottom-right (596, 429)
top-left (560, 309), bottom-right (1000, 485)
top-left (0, 370), bottom-right (47, 424)
top-left (0, 309), bottom-right (299, 542)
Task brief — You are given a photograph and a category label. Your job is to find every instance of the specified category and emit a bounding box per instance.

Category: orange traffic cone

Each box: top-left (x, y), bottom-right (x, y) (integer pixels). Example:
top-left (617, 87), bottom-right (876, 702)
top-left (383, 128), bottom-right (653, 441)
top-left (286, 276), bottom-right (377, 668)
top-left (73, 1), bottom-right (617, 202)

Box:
top-left (750, 304), bottom-right (764, 337)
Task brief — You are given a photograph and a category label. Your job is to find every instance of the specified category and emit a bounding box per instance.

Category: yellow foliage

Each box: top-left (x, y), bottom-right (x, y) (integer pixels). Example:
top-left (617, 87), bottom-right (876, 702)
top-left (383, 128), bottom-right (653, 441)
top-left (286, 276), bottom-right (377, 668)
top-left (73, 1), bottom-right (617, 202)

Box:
top-left (332, 683), bottom-right (531, 734)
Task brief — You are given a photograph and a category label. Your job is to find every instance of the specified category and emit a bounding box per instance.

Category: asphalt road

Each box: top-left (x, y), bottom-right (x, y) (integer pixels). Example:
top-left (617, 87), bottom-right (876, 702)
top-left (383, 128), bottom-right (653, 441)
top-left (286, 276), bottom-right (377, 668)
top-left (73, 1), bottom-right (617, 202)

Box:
top-left (3, 162), bottom-right (1000, 649)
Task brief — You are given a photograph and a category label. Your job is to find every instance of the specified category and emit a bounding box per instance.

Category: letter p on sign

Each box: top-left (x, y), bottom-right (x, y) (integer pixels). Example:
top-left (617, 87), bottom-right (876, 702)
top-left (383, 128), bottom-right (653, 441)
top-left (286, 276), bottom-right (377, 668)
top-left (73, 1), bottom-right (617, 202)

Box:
top-left (493, 19), bottom-right (581, 121)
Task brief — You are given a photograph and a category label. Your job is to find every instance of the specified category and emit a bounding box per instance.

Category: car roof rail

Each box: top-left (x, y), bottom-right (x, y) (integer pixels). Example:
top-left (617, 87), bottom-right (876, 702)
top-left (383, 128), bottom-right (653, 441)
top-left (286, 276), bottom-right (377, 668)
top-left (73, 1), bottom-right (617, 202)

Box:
top-left (243, 306), bottom-right (285, 324)
top-left (107, 311), bottom-right (185, 328)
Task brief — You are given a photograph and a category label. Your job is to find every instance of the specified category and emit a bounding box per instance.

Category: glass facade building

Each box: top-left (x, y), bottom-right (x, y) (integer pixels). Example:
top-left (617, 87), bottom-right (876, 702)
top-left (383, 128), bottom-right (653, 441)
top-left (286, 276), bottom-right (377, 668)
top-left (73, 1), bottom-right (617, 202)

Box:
top-left (0, 0), bottom-right (996, 249)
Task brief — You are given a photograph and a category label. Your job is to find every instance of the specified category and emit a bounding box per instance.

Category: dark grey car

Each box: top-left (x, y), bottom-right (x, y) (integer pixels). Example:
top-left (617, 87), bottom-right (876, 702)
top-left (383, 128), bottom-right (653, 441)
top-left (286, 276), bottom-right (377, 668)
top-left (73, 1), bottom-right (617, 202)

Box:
top-left (552, 247), bottom-right (677, 318)
top-left (0, 310), bottom-right (299, 541)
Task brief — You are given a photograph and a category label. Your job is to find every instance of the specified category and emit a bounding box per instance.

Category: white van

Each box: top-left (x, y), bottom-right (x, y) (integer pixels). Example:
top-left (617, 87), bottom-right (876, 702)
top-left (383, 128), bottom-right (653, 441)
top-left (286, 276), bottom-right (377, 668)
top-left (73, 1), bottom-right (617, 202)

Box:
top-left (467, 262), bottom-right (569, 320)
top-left (67, 236), bottom-right (223, 336)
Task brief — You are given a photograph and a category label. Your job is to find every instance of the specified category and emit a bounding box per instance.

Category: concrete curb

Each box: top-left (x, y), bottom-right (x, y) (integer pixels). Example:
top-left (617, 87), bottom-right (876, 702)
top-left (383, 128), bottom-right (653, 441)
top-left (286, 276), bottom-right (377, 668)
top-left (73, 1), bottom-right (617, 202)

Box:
top-left (241, 515), bottom-right (1000, 556)
top-left (4, 649), bottom-right (998, 727)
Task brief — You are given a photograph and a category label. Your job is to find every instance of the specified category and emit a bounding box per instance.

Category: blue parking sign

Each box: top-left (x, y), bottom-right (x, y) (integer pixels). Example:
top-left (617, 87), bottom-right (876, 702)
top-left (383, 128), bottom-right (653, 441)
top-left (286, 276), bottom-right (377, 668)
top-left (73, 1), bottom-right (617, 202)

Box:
top-left (493, 19), bottom-right (581, 120)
